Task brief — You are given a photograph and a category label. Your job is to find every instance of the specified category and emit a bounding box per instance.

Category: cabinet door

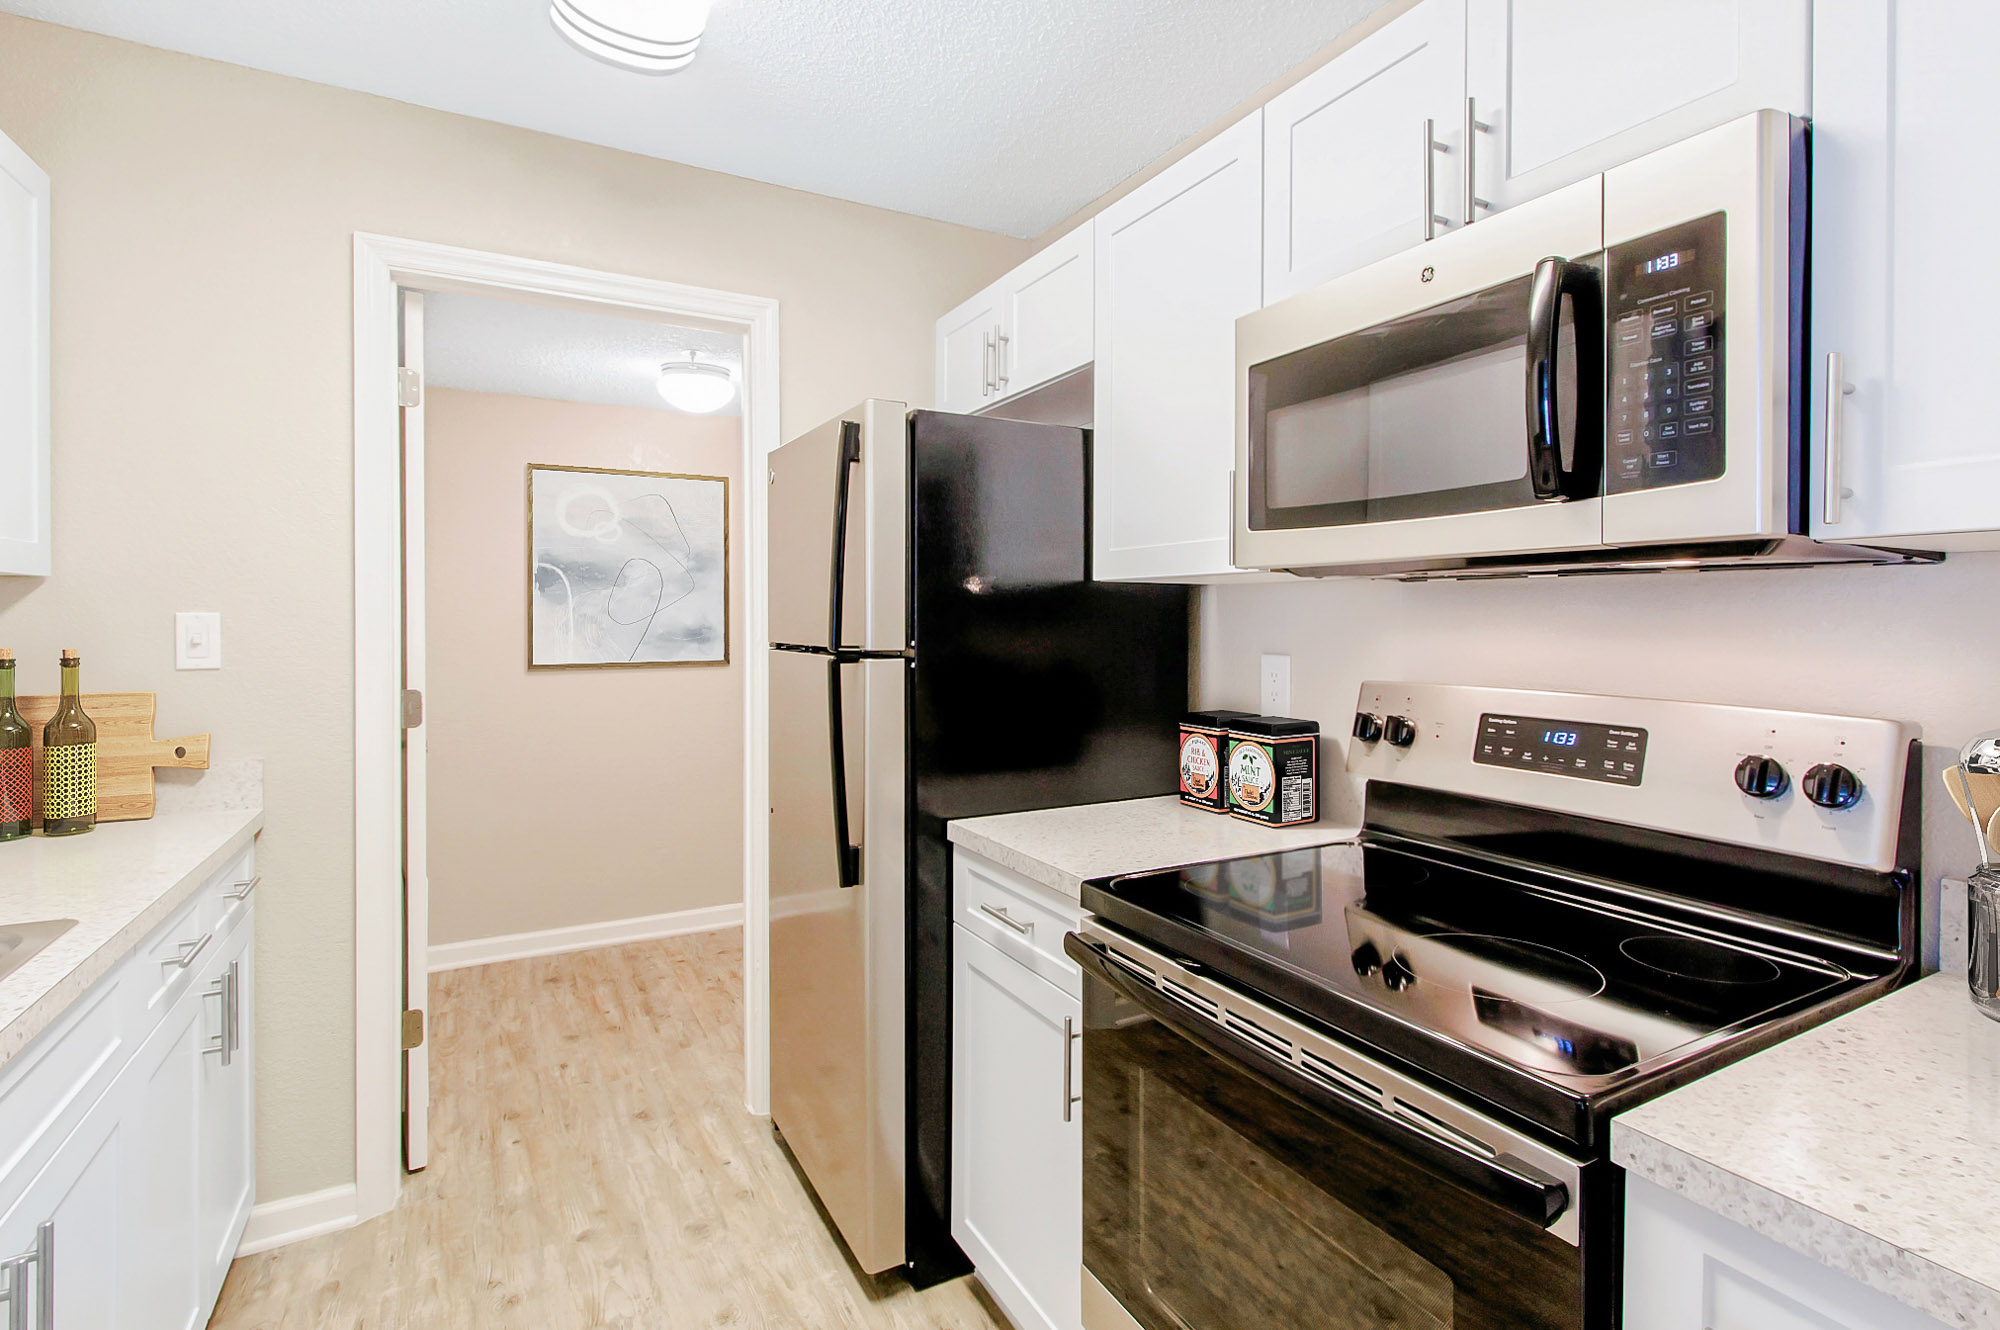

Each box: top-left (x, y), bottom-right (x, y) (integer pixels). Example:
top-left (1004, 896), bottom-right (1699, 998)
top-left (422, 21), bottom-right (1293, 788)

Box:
top-left (0, 129), bottom-right (49, 577)
top-left (998, 222), bottom-right (1093, 400)
top-left (196, 920), bottom-right (254, 1309)
top-left (1093, 113), bottom-right (1263, 582)
top-left (127, 988), bottom-right (203, 1330)
top-left (1263, 0), bottom-right (1467, 303)
top-left (0, 1090), bottom-right (128, 1330)
top-left (950, 926), bottom-right (1081, 1330)
top-left (937, 284), bottom-right (1003, 415)
top-left (1810, 0), bottom-right (2000, 546)
top-left (1465, 0), bottom-right (1809, 215)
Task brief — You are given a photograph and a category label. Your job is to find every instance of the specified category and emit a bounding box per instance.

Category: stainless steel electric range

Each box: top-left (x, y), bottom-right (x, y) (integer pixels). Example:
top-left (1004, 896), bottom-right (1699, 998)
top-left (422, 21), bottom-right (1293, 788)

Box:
top-left (1065, 683), bottom-right (1920, 1330)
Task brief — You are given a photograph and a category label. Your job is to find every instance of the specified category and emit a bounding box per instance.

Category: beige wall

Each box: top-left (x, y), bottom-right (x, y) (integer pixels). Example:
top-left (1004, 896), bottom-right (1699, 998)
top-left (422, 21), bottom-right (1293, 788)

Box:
top-left (0, 15), bottom-right (1026, 1203)
top-left (425, 389), bottom-right (743, 946)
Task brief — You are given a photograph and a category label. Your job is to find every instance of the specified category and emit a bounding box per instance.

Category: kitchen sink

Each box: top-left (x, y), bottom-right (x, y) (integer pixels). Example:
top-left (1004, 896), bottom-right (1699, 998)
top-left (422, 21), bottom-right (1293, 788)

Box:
top-left (0, 920), bottom-right (77, 983)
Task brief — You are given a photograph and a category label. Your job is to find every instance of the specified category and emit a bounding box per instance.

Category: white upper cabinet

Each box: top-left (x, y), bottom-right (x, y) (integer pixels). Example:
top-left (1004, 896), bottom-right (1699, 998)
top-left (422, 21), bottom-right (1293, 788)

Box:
top-left (1094, 114), bottom-right (1264, 582)
top-left (936, 285), bottom-right (1005, 416)
top-left (1263, 0), bottom-right (1468, 304)
top-left (1811, 0), bottom-right (2000, 548)
top-left (998, 221), bottom-right (1093, 397)
top-left (0, 128), bottom-right (50, 577)
top-left (1464, 0), bottom-right (1809, 217)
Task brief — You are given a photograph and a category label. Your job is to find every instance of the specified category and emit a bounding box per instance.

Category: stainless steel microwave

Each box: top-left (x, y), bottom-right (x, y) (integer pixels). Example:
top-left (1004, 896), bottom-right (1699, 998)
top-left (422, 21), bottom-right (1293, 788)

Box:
top-left (1233, 110), bottom-right (1928, 579)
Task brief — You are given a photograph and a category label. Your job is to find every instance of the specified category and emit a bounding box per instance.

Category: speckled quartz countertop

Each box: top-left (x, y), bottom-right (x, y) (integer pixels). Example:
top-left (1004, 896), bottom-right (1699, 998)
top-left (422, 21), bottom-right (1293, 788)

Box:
top-left (0, 762), bottom-right (262, 1072)
top-left (946, 795), bottom-right (1358, 901)
top-left (1614, 973), bottom-right (2000, 1328)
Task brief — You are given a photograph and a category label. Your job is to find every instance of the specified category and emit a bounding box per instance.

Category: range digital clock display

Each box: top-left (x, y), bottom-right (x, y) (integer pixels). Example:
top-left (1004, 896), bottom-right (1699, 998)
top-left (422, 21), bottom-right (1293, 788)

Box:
top-left (1474, 714), bottom-right (1649, 786)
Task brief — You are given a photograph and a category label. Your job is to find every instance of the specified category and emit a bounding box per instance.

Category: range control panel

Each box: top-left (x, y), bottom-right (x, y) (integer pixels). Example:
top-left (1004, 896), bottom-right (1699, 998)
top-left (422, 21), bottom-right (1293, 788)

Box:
top-left (1347, 682), bottom-right (1917, 873)
top-left (1606, 212), bottom-right (1726, 495)
top-left (1473, 714), bottom-right (1649, 785)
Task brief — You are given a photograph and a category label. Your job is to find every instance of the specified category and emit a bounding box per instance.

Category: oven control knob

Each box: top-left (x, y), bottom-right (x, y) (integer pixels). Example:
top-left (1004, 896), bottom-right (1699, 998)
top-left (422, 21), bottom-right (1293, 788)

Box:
top-left (1350, 942), bottom-right (1383, 978)
top-left (1381, 953), bottom-right (1416, 993)
top-left (1352, 712), bottom-right (1384, 744)
top-left (1384, 716), bottom-right (1418, 749)
top-left (1803, 763), bottom-right (1864, 810)
top-left (1733, 755), bottom-right (1790, 800)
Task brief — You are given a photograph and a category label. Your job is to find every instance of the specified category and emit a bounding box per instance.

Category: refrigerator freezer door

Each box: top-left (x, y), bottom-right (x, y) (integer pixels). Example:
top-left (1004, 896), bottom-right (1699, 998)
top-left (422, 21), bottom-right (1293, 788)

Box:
top-left (768, 400), bottom-right (909, 1274)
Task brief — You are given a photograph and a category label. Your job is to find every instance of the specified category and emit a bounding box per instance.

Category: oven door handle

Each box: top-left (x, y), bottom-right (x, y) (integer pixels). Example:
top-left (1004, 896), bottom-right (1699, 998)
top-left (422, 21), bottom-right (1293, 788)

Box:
top-left (1067, 935), bottom-right (1572, 1231)
top-left (1525, 256), bottom-right (1604, 503)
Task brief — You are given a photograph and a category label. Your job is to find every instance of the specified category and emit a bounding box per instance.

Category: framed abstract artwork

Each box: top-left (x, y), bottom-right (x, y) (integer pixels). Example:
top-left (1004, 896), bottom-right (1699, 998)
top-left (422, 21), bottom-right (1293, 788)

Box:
top-left (527, 464), bottom-right (729, 668)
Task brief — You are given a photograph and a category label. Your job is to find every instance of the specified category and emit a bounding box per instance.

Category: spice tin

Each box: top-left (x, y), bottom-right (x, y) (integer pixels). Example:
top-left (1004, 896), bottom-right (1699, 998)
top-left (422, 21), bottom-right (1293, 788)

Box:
top-left (1180, 710), bottom-right (1256, 812)
top-left (1226, 715), bottom-right (1320, 827)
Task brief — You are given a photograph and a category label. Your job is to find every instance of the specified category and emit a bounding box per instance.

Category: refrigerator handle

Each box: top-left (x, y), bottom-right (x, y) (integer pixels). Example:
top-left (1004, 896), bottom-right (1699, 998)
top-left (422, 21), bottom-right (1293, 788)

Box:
top-left (825, 658), bottom-right (862, 889)
top-left (827, 419), bottom-right (862, 650)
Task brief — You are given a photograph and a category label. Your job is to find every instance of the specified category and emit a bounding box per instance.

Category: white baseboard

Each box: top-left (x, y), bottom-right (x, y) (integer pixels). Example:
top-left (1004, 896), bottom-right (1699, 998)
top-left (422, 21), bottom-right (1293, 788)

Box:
top-left (428, 902), bottom-right (745, 973)
top-left (236, 1183), bottom-right (360, 1256)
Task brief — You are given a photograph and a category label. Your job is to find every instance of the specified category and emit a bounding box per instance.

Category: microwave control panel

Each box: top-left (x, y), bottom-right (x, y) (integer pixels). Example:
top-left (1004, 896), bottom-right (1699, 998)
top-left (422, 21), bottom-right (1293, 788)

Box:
top-left (1606, 212), bottom-right (1726, 494)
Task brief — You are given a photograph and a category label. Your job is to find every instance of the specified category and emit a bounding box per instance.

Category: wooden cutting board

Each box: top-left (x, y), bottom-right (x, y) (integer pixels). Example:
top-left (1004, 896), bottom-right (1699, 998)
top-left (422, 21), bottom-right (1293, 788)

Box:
top-left (14, 692), bottom-right (210, 824)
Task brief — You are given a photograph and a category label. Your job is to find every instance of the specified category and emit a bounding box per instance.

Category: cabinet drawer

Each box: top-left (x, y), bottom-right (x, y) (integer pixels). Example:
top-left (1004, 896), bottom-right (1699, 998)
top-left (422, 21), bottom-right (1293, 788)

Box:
top-left (953, 850), bottom-right (1085, 998)
top-left (130, 893), bottom-right (210, 1019)
top-left (203, 847), bottom-right (257, 941)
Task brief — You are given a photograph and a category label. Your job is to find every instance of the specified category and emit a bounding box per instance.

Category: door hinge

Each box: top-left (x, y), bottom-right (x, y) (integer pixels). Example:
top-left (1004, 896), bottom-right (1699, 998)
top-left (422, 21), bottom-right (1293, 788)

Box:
top-left (402, 688), bottom-right (424, 729)
top-left (402, 1009), bottom-right (425, 1050)
top-left (397, 367), bottom-right (423, 408)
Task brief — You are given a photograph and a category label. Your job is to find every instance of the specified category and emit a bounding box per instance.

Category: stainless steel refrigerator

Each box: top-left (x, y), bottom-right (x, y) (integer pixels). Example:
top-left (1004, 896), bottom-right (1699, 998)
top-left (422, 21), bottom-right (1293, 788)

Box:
top-left (768, 402), bottom-right (1190, 1283)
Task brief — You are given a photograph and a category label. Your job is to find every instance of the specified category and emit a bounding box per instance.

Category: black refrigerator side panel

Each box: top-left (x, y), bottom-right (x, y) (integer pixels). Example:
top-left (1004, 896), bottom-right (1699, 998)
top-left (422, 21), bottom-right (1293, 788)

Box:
top-left (902, 410), bottom-right (1191, 1285)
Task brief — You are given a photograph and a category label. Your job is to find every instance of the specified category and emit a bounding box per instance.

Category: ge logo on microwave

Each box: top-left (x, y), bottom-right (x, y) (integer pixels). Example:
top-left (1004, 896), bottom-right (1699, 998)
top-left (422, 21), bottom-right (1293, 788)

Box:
top-left (1420, 266), bottom-right (1436, 283)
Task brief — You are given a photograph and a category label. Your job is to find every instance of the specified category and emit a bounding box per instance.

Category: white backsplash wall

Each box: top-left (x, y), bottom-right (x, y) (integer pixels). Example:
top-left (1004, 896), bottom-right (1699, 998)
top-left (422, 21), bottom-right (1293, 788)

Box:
top-left (1198, 551), bottom-right (2000, 903)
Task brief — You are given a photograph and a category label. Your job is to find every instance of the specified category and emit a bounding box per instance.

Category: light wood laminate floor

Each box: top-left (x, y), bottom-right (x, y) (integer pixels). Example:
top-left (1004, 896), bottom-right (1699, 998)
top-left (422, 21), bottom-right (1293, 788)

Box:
top-left (210, 932), bottom-right (1008, 1330)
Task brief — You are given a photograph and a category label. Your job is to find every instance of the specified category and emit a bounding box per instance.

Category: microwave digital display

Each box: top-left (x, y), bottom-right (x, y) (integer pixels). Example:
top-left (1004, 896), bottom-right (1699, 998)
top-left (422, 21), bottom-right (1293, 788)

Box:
top-left (1607, 212), bottom-right (1727, 497)
top-left (1641, 249), bottom-right (1691, 277)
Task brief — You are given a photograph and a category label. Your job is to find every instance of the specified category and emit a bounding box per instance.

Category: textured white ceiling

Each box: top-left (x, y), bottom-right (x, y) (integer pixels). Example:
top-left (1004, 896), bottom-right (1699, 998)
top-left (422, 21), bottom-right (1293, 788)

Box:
top-left (424, 290), bottom-right (743, 415)
top-left (0, 0), bottom-right (1379, 237)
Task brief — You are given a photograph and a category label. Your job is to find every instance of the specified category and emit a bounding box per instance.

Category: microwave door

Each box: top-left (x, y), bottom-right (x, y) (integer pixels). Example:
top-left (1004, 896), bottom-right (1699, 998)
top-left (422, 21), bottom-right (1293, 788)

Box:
top-left (1235, 174), bottom-right (1608, 572)
top-left (1599, 110), bottom-right (1802, 548)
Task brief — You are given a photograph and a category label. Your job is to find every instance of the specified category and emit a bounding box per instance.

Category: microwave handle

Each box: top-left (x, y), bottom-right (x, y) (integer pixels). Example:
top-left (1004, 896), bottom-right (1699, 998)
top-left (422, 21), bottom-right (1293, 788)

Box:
top-left (1525, 257), bottom-right (1604, 502)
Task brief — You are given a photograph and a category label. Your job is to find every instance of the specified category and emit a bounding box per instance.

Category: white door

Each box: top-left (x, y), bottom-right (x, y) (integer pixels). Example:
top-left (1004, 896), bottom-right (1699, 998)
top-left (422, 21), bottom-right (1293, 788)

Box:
top-left (950, 926), bottom-right (1081, 1330)
top-left (400, 287), bottom-right (430, 1172)
top-left (195, 920), bottom-right (254, 1308)
top-left (998, 222), bottom-right (1093, 399)
top-left (1465, 0), bottom-right (1809, 216)
top-left (936, 284), bottom-right (1003, 414)
top-left (1093, 113), bottom-right (1264, 582)
top-left (1810, 0), bottom-right (2000, 547)
top-left (127, 991), bottom-right (203, 1330)
top-left (0, 1091), bottom-right (128, 1330)
top-left (0, 128), bottom-right (49, 577)
top-left (1262, 0), bottom-right (1467, 303)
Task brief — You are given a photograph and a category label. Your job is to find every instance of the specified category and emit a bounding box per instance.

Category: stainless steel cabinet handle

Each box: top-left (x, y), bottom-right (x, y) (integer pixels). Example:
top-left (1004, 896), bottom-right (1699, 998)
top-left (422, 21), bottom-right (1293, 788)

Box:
top-left (1824, 351), bottom-right (1856, 525)
top-left (203, 962), bottom-right (241, 1064)
top-left (224, 875), bottom-right (261, 902)
top-left (1062, 1017), bottom-right (1081, 1123)
top-left (1464, 97), bottom-right (1491, 225)
top-left (0, 1222), bottom-right (53, 1330)
top-left (229, 959), bottom-right (242, 1055)
top-left (203, 974), bottom-right (230, 1064)
top-left (995, 331), bottom-right (1010, 391)
top-left (163, 932), bottom-right (213, 970)
top-left (1421, 118), bottom-right (1451, 240)
top-left (977, 903), bottom-right (1032, 935)
top-left (982, 328), bottom-right (995, 397)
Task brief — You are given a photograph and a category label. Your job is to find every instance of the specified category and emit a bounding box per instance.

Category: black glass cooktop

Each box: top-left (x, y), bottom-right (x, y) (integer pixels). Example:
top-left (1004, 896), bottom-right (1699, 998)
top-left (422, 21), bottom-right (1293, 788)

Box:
top-left (1084, 841), bottom-right (1883, 1137)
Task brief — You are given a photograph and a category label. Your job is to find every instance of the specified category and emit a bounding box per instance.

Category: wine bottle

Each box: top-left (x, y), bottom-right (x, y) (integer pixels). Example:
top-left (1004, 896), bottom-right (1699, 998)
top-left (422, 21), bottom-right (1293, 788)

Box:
top-left (0, 651), bottom-right (29, 841)
top-left (40, 650), bottom-right (96, 836)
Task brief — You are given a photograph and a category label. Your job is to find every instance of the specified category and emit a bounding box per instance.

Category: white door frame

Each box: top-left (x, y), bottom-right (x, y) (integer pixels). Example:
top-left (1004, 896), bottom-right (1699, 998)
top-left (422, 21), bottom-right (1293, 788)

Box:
top-left (351, 233), bottom-right (779, 1224)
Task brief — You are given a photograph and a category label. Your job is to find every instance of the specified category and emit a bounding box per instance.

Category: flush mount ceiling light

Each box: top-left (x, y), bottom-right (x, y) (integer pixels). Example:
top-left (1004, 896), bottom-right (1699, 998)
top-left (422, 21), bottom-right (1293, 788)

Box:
top-left (658, 352), bottom-right (736, 412)
top-left (551, 0), bottom-right (712, 74)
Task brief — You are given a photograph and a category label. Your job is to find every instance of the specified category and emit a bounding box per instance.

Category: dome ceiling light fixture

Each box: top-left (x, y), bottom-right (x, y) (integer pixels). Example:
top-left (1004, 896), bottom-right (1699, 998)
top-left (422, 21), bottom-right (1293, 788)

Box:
top-left (657, 351), bottom-right (737, 413)
top-left (550, 0), bottom-right (712, 74)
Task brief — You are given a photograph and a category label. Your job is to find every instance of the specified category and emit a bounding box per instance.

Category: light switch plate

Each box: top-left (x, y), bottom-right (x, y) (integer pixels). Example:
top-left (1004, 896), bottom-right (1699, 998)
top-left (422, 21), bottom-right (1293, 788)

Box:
top-left (1260, 653), bottom-right (1290, 716)
top-left (175, 612), bottom-right (222, 670)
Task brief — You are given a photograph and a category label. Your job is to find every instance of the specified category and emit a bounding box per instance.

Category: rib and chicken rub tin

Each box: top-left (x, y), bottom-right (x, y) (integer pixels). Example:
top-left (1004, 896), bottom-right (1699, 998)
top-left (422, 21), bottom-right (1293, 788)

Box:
top-left (1226, 715), bottom-right (1320, 827)
top-left (1180, 709), bottom-right (1256, 812)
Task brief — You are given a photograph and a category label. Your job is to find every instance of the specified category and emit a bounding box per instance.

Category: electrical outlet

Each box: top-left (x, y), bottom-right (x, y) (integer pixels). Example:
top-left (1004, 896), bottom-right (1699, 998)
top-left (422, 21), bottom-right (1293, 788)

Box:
top-left (175, 612), bottom-right (222, 670)
top-left (1259, 653), bottom-right (1290, 716)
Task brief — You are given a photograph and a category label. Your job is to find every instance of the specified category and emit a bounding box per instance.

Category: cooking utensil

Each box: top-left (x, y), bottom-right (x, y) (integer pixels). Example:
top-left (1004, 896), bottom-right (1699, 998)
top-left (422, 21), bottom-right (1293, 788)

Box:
top-left (1943, 767), bottom-right (2000, 854)
top-left (1959, 732), bottom-right (2000, 869)
top-left (12, 692), bottom-right (209, 824)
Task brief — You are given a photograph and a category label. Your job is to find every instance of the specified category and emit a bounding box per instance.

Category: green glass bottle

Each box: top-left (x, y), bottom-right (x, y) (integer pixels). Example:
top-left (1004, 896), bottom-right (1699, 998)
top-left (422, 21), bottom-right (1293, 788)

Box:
top-left (40, 650), bottom-right (96, 836)
top-left (0, 651), bottom-right (29, 841)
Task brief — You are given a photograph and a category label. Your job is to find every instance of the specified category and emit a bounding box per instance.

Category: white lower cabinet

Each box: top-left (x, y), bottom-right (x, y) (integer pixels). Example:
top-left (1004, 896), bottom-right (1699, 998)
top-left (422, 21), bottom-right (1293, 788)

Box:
top-left (951, 850), bottom-right (1082, 1330)
top-left (1624, 1176), bottom-right (1949, 1330)
top-left (0, 847), bottom-right (256, 1330)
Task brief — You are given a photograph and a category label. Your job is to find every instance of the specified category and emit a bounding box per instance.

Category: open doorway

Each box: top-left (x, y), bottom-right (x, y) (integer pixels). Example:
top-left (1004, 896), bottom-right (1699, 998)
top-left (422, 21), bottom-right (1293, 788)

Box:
top-left (351, 237), bottom-right (779, 1224)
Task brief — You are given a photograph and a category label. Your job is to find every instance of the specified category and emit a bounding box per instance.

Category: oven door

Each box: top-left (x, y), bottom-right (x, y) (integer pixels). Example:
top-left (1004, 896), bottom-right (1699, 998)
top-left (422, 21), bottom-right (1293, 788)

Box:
top-left (1233, 174), bottom-right (1606, 573)
top-left (1066, 927), bottom-right (1599, 1330)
